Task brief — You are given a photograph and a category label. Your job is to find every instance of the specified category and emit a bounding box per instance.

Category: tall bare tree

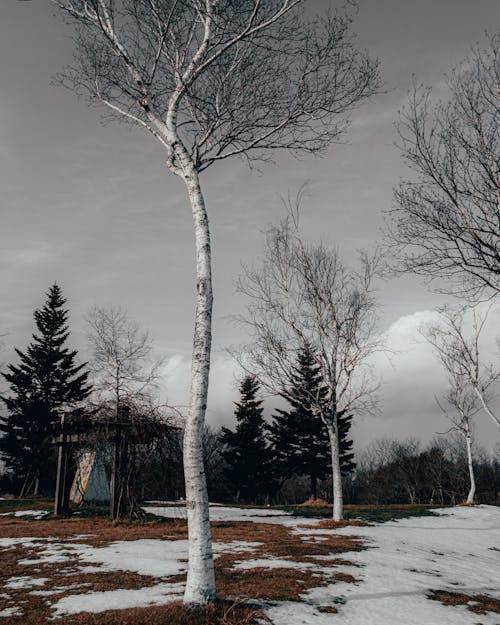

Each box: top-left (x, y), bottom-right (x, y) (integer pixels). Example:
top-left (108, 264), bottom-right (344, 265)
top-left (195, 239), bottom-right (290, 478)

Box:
top-left (51, 0), bottom-right (380, 604)
top-left (387, 33), bottom-right (500, 299)
top-left (421, 305), bottom-right (499, 431)
top-left (237, 209), bottom-right (381, 520)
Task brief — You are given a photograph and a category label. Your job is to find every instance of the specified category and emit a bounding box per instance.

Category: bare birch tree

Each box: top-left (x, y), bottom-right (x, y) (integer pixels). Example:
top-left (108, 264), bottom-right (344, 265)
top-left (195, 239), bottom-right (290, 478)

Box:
top-left (237, 210), bottom-right (382, 520)
top-left (421, 305), bottom-right (499, 432)
top-left (86, 305), bottom-right (163, 412)
top-left (85, 306), bottom-right (169, 516)
top-left (436, 375), bottom-right (481, 504)
top-left (50, 0), bottom-right (380, 604)
top-left (387, 33), bottom-right (500, 299)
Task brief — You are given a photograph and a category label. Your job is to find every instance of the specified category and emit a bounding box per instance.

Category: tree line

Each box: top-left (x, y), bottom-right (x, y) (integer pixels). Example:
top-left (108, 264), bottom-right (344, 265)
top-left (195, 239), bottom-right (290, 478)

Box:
top-left (1, 285), bottom-right (498, 510)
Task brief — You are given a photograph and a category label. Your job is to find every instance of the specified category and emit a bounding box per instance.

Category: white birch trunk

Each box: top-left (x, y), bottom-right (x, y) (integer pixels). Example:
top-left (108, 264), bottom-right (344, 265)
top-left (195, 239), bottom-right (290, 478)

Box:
top-left (464, 423), bottom-right (476, 504)
top-left (181, 166), bottom-right (216, 606)
top-left (326, 419), bottom-right (343, 521)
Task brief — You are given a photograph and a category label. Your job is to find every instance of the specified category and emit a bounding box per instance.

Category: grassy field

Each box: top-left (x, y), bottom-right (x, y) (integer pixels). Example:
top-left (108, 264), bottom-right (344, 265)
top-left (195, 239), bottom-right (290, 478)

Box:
top-left (284, 503), bottom-right (441, 522)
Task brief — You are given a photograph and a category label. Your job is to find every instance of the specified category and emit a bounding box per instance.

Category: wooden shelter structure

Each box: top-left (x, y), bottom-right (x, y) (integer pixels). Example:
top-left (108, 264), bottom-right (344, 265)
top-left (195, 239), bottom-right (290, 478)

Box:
top-left (52, 405), bottom-right (177, 519)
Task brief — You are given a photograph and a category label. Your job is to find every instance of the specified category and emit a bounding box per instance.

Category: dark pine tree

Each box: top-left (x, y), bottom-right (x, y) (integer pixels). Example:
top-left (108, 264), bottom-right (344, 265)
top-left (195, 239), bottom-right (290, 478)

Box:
top-left (269, 345), bottom-right (355, 500)
top-left (220, 376), bottom-right (272, 503)
top-left (0, 284), bottom-right (91, 495)
top-left (337, 408), bottom-right (356, 475)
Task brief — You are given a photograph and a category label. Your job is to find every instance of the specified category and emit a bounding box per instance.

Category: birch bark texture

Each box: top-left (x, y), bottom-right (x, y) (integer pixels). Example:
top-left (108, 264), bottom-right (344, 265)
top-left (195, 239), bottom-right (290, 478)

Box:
top-left (50, 0), bottom-right (380, 604)
top-left (237, 207), bottom-right (382, 520)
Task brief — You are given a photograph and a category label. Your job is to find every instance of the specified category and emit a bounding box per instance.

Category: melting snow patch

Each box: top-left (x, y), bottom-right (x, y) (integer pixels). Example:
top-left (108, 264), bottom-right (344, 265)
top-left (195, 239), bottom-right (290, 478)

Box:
top-left (143, 504), bottom-right (296, 524)
top-left (0, 607), bottom-right (22, 618)
top-left (0, 510), bottom-right (49, 518)
top-left (51, 582), bottom-right (185, 617)
top-left (5, 576), bottom-right (48, 590)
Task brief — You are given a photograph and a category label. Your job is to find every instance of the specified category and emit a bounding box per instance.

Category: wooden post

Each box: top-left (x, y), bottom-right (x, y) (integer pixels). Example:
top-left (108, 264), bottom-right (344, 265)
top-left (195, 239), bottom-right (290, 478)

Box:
top-left (54, 413), bottom-right (67, 516)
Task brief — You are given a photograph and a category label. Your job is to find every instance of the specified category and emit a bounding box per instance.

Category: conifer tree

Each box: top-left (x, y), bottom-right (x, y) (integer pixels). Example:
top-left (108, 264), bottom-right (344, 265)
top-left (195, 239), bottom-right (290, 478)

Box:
top-left (0, 284), bottom-right (91, 495)
top-left (220, 376), bottom-right (271, 503)
top-left (269, 346), bottom-right (355, 499)
top-left (337, 409), bottom-right (356, 476)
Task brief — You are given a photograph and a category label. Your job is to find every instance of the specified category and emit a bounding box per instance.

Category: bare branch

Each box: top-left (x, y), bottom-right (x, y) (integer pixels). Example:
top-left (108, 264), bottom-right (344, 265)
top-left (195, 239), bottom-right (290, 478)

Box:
top-left (386, 33), bottom-right (500, 300)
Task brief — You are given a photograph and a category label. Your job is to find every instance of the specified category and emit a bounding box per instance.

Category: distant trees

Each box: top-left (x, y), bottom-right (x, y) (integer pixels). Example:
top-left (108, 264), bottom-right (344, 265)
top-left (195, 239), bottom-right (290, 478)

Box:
top-left (0, 285), bottom-right (91, 495)
top-left (352, 437), bottom-right (500, 506)
top-left (269, 345), bottom-right (354, 500)
top-left (221, 376), bottom-right (272, 503)
top-left (238, 209), bottom-right (381, 520)
top-left (387, 33), bottom-right (500, 299)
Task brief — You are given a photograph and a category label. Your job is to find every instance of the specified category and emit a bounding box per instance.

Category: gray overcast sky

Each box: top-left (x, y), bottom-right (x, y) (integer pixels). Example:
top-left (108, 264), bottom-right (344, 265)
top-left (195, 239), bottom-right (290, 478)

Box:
top-left (1, 0), bottom-right (499, 452)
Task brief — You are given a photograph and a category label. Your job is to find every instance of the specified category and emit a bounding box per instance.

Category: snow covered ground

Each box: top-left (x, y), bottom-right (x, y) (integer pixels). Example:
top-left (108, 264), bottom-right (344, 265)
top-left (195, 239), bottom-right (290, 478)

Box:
top-left (142, 503), bottom-right (298, 524)
top-left (1, 504), bottom-right (499, 623)
top-left (268, 505), bottom-right (500, 625)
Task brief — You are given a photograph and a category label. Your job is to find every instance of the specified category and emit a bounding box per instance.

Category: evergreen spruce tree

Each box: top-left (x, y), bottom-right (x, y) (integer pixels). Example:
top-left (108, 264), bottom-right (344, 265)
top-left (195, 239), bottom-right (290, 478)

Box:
top-left (220, 376), bottom-right (271, 503)
top-left (0, 284), bottom-right (91, 495)
top-left (337, 409), bottom-right (356, 476)
top-left (269, 345), bottom-right (355, 500)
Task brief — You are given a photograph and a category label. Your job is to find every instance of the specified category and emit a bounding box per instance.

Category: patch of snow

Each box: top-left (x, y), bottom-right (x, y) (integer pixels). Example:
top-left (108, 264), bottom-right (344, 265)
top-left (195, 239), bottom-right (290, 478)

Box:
top-left (0, 537), bottom-right (54, 549)
top-left (5, 576), bottom-right (48, 590)
top-left (18, 540), bottom-right (189, 577)
top-left (143, 504), bottom-right (306, 525)
top-left (0, 607), bottom-right (22, 618)
top-left (30, 590), bottom-right (61, 597)
top-left (72, 539), bottom-right (189, 577)
top-left (51, 582), bottom-right (184, 617)
top-left (31, 583), bottom-right (91, 596)
top-left (0, 509), bottom-right (49, 518)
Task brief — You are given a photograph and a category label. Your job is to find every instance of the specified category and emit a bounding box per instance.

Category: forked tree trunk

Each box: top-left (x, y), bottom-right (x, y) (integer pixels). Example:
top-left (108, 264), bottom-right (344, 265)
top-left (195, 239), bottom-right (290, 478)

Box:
top-left (464, 424), bottom-right (476, 504)
top-left (181, 167), bottom-right (216, 606)
top-left (326, 419), bottom-right (343, 521)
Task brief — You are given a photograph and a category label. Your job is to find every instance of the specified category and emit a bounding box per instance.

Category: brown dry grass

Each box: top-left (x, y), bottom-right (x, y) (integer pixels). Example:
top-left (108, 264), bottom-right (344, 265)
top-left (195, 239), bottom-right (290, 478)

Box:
top-left (217, 565), bottom-right (325, 601)
top-left (429, 590), bottom-right (500, 615)
top-left (297, 498), bottom-right (330, 507)
top-left (1, 600), bottom-right (269, 625)
top-left (313, 519), bottom-right (371, 530)
top-left (0, 515), bottom-right (188, 543)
